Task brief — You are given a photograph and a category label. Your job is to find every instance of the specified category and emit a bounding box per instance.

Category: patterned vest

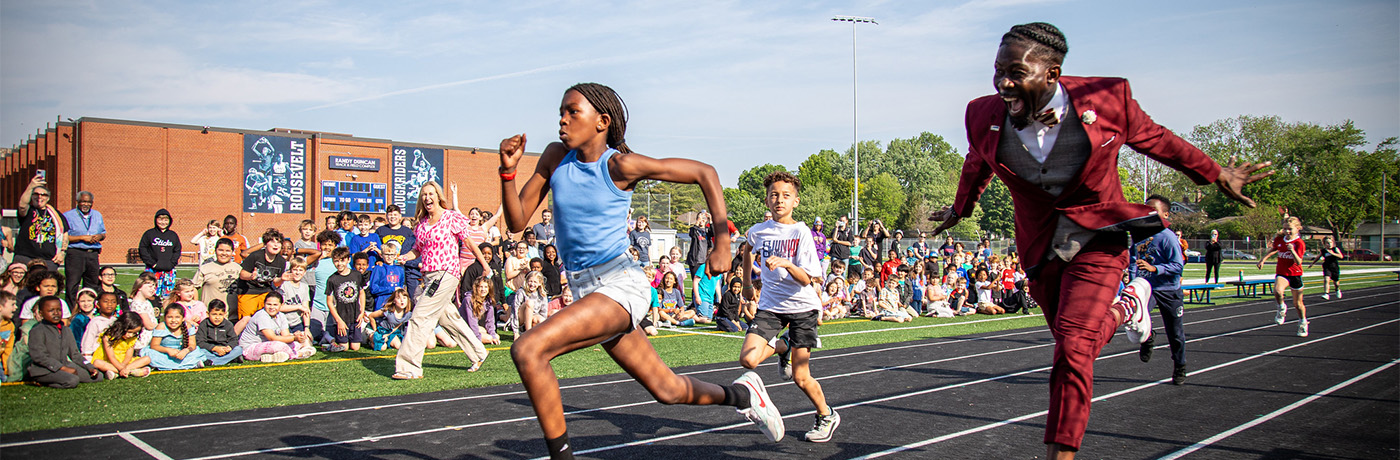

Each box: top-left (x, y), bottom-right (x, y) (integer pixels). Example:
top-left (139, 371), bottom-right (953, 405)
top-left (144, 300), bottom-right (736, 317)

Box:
top-left (996, 101), bottom-right (1097, 262)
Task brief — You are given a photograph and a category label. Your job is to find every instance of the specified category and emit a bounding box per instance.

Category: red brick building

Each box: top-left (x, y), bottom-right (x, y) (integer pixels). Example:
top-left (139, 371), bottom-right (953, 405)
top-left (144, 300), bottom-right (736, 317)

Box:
top-left (3, 117), bottom-right (541, 264)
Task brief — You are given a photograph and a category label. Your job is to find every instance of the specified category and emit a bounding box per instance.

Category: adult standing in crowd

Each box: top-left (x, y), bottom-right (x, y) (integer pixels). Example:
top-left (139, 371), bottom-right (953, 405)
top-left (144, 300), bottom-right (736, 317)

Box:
top-left (15, 175), bottom-right (66, 272)
top-left (531, 208), bottom-right (556, 250)
top-left (1204, 229), bottom-right (1223, 283)
top-left (862, 219), bottom-right (891, 266)
top-left (221, 215), bottom-right (250, 263)
top-left (1135, 195), bottom-right (1188, 386)
top-left (392, 181), bottom-right (487, 380)
top-left (929, 22), bottom-right (1272, 459)
top-left (811, 217), bottom-right (829, 277)
top-left (686, 210), bottom-right (713, 295)
top-left (829, 215), bottom-right (854, 277)
top-left (376, 204), bottom-right (421, 298)
top-left (629, 214), bottom-right (653, 266)
top-left (63, 191), bottom-right (105, 305)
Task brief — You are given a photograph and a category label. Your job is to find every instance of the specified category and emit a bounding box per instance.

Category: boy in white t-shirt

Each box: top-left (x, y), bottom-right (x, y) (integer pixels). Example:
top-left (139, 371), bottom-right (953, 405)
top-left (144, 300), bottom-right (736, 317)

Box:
top-left (738, 171), bottom-right (839, 443)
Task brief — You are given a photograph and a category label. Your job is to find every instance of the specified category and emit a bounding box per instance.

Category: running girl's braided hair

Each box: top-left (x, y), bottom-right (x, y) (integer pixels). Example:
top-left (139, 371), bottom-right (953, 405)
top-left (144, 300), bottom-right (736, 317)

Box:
top-left (568, 83), bottom-right (632, 154)
top-left (1001, 22), bottom-right (1068, 64)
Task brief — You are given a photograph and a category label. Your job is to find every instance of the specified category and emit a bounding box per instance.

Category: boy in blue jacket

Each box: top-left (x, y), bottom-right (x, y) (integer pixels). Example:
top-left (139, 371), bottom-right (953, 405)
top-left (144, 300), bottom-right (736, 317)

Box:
top-left (366, 240), bottom-right (405, 312)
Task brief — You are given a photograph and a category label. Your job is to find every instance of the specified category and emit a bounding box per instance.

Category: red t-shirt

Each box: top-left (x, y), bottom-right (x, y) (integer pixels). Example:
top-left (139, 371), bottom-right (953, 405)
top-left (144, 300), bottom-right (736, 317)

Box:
top-left (1272, 235), bottom-right (1305, 276)
top-left (1000, 268), bottom-right (1017, 291)
top-left (880, 259), bottom-right (902, 287)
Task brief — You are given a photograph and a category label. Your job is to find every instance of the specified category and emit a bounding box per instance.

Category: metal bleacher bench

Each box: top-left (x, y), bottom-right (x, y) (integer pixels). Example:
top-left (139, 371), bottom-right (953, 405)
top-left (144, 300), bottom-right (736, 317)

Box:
top-left (1182, 283), bottom-right (1225, 305)
top-left (1227, 279), bottom-right (1275, 298)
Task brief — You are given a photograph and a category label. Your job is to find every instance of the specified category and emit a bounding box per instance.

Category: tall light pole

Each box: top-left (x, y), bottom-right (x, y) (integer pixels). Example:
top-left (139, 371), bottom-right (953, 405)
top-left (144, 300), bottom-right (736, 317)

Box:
top-left (833, 15), bottom-right (876, 229)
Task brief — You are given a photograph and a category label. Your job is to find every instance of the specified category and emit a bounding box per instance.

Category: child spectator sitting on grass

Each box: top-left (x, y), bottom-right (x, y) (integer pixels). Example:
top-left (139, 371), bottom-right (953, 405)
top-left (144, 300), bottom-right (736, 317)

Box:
top-left (820, 278), bottom-right (848, 322)
top-left (369, 288), bottom-right (413, 351)
top-left (874, 270), bottom-right (915, 323)
top-left (143, 304), bottom-right (211, 370)
top-left (19, 271), bottom-right (66, 326)
top-left (238, 291), bottom-right (315, 363)
top-left (26, 296), bottom-right (103, 388)
top-left (460, 278), bottom-right (501, 345)
top-left (80, 292), bottom-right (120, 364)
top-left (91, 311), bottom-right (151, 379)
top-left (715, 278), bottom-right (747, 332)
top-left (165, 279), bottom-right (208, 331)
top-left (196, 300), bottom-right (242, 366)
top-left (69, 288), bottom-right (98, 348)
top-left (922, 280), bottom-right (956, 318)
top-left (0, 291), bottom-right (16, 382)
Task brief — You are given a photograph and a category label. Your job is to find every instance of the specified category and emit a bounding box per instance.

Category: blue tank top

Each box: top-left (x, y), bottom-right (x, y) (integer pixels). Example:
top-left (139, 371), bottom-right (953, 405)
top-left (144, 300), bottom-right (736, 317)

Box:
top-left (550, 148), bottom-right (632, 271)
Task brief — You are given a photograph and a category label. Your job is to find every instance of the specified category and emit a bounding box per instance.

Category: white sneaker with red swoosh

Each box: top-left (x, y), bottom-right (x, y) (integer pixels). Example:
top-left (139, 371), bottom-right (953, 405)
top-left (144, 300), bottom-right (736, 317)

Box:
top-left (1118, 278), bottom-right (1153, 344)
top-left (734, 371), bottom-right (784, 442)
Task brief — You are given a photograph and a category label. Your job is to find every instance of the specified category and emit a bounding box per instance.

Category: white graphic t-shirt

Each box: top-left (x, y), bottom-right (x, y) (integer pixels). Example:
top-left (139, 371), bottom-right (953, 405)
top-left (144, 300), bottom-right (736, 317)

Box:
top-left (746, 220), bottom-right (822, 314)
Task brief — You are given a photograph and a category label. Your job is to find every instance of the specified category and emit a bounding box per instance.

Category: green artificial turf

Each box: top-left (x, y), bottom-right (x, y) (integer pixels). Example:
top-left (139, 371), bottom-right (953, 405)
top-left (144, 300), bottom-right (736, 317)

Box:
top-left (4, 268), bottom-right (1394, 434)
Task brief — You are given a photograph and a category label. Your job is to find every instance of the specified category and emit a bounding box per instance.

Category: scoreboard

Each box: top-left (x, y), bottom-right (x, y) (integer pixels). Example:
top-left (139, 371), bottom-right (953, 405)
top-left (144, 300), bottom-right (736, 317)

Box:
top-left (321, 180), bottom-right (388, 213)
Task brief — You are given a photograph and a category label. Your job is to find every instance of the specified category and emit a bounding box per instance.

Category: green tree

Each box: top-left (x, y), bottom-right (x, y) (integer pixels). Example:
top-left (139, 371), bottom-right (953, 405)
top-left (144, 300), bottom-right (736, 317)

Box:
top-left (794, 182), bottom-right (842, 229)
top-left (737, 164), bottom-right (789, 204)
top-left (978, 177), bottom-right (1015, 238)
top-left (723, 187), bottom-right (766, 231)
top-left (858, 173), bottom-right (904, 228)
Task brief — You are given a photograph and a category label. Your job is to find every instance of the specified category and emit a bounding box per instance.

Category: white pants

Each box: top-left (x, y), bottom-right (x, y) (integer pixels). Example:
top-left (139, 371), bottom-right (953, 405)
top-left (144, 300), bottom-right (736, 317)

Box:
top-left (394, 270), bottom-right (488, 376)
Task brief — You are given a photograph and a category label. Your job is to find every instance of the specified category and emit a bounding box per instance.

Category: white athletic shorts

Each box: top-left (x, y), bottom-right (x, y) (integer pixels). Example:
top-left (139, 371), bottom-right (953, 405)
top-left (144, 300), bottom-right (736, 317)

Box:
top-left (567, 253), bottom-right (651, 331)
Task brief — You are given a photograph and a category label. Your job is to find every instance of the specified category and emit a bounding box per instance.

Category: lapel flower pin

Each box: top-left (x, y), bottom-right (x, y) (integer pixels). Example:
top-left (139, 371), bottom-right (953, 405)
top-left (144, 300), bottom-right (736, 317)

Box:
top-left (1081, 110), bottom-right (1097, 125)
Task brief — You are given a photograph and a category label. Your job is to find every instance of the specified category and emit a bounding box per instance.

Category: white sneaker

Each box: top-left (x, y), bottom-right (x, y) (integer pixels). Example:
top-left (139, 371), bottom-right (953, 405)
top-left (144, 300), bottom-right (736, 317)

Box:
top-left (804, 410), bottom-right (841, 443)
top-left (1274, 303), bottom-right (1287, 325)
top-left (270, 351), bottom-right (290, 363)
top-left (1321, 293), bottom-right (1330, 300)
top-left (734, 371), bottom-right (784, 442)
top-left (1337, 291), bottom-right (1342, 298)
top-left (1117, 278), bottom-right (1153, 344)
top-left (1297, 320), bottom-right (1309, 337)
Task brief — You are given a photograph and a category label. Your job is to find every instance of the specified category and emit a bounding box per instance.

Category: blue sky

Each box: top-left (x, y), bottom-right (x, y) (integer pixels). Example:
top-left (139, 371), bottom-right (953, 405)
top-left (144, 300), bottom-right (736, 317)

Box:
top-left (3, 0), bottom-right (1397, 187)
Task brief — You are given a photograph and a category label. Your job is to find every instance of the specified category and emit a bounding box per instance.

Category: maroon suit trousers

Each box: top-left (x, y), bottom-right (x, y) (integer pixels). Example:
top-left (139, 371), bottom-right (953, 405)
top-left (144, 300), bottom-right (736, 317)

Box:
top-left (1027, 233), bottom-right (1129, 450)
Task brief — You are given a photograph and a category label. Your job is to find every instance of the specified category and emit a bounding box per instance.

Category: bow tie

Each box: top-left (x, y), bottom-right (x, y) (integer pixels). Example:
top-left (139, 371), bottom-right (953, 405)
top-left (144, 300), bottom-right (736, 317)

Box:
top-left (1011, 108), bottom-right (1060, 130)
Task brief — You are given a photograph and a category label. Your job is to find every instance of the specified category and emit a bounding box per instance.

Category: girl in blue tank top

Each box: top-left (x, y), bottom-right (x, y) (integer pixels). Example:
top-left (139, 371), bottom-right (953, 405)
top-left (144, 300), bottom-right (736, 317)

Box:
top-left (496, 83), bottom-right (785, 459)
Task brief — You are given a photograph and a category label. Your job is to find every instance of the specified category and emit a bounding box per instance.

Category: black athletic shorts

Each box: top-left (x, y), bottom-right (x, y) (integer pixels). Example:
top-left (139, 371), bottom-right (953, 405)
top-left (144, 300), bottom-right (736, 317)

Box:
top-left (1278, 275), bottom-right (1304, 290)
top-left (748, 309), bottom-right (821, 349)
top-left (1322, 264), bottom-right (1340, 281)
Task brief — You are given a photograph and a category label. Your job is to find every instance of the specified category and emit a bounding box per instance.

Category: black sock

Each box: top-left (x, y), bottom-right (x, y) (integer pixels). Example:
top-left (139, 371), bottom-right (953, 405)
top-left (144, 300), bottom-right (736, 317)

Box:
top-left (723, 383), bottom-right (751, 409)
top-left (545, 434), bottom-right (574, 460)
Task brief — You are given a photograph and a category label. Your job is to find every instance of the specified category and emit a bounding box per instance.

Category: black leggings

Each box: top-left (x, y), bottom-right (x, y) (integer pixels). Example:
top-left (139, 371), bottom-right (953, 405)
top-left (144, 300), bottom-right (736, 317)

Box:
top-left (1204, 262), bottom-right (1222, 283)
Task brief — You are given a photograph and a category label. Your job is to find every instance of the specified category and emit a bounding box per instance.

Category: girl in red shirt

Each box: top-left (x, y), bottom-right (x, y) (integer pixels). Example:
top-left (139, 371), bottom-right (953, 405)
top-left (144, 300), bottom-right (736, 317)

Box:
top-left (1257, 216), bottom-right (1308, 337)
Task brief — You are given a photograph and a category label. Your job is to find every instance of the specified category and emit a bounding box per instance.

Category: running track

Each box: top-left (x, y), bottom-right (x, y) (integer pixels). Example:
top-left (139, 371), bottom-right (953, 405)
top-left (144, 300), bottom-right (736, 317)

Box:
top-left (3, 284), bottom-right (1396, 459)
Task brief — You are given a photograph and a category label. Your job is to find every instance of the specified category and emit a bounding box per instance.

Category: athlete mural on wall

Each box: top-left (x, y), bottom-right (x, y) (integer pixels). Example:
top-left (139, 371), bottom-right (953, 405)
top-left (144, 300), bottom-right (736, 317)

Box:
top-left (243, 135), bottom-right (307, 214)
top-left (391, 146), bottom-right (443, 215)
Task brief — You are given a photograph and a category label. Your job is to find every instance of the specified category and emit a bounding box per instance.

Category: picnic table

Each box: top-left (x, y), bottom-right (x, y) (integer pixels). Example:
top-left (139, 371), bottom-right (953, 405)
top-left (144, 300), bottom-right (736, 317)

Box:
top-left (1228, 279), bottom-right (1275, 298)
top-left (1182, 283), bottom-right (1225, 305)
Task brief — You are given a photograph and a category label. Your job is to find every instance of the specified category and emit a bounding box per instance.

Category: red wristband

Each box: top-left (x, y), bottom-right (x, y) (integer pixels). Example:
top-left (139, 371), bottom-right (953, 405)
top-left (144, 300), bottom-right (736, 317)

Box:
top-left (500, 170), bottom-right (517, 181)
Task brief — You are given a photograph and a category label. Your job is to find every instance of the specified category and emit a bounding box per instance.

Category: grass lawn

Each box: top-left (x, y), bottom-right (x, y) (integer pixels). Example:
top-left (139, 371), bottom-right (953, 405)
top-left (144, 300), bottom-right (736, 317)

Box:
top-left (4, 265), bottom-right (1394, 434)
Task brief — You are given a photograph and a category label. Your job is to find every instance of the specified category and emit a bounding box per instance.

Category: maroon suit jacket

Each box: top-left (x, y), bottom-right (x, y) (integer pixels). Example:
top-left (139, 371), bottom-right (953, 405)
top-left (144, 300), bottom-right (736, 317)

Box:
top-left (951, 76), bottom-right (1221, 271)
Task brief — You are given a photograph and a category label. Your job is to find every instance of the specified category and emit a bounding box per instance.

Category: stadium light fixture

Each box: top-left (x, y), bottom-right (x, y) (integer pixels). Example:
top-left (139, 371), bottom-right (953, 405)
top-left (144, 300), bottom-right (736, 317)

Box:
top-left (832, 15), bottom-right (876, 229)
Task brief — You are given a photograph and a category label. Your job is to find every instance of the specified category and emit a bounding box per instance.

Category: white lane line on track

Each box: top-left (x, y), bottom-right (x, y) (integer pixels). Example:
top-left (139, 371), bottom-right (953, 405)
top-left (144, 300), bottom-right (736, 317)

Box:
top-left (1156, 358), bottom-right (1400, 460)
top-left (847, 317), bottom-right (1400, 459)
top-left (139, 301), bottom-right (1400, 460)
top-left (4, 289), bottom-right (1391, 452)
top-left (557, 301), bottom-right (1399, 459)
top-left (119, 433), bottom-right (174, 460)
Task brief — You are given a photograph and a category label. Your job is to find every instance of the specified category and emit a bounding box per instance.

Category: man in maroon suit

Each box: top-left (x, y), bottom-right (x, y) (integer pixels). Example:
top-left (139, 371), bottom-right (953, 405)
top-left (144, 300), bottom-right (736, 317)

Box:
top-left (930, 22), bottom-right (1272, 459)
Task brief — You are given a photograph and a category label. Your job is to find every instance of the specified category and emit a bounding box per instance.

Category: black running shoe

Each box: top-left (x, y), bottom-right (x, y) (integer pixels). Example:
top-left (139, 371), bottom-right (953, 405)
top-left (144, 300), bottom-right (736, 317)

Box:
top-left (1139, 334), bottom-right (1154, 363)
top-left (1173, 364), bottom-right (1188, 386)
